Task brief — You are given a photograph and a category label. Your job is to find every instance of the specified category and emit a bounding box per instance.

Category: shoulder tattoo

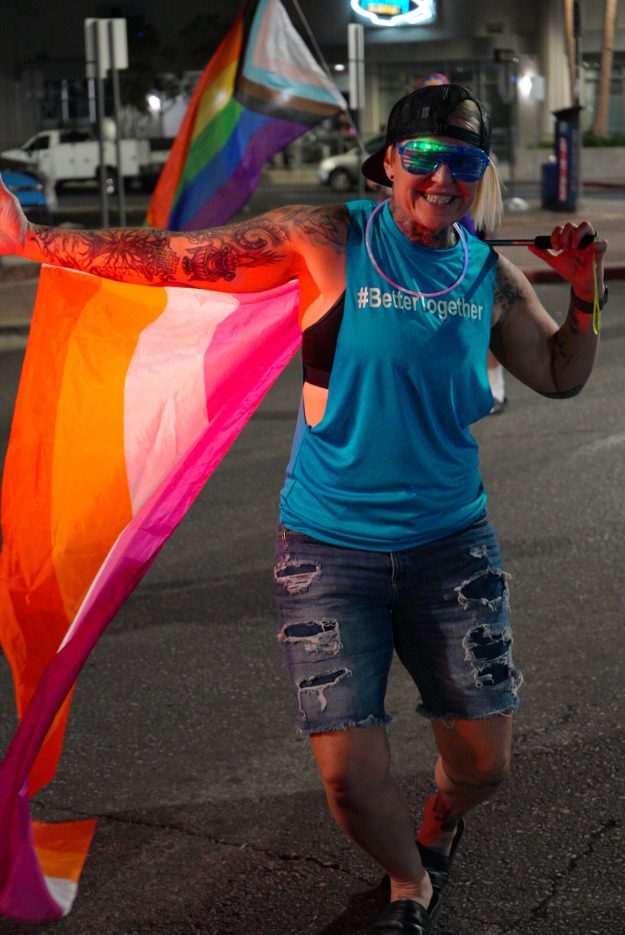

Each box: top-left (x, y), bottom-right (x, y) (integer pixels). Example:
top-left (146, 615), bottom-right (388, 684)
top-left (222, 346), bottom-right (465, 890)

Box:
top-left (276, 203), bottom-right (349, 253)
top-left (181, 216), bottom-right (291, 282)
top-left (494, 258), bottom-right (525, 319)
top-left (182, 206), bottom-right (349, 281)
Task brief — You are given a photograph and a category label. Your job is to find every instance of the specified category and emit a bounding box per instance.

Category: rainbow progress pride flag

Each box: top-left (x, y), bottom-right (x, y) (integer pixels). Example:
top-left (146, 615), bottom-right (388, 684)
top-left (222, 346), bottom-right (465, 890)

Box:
top-left (0, 266), bottom-right (301, 922)
top-left (146, 0), bottom-right (346, 231)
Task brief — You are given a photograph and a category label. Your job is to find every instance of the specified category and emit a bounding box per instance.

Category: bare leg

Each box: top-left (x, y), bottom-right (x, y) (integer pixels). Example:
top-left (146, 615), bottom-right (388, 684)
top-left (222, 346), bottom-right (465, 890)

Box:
top-left (487, 350), bottom-right (506, 411)
top-left (310, 725), bottom-right (433, 908)
top-left (417, 714), bottom-right (512, 854)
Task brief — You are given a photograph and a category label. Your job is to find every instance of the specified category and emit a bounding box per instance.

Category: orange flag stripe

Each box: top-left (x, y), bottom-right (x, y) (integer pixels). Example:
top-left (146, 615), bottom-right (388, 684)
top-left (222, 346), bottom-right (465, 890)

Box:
top-left (32, 819), bottom-right (97, 885)
top-left (51, 278), bottom-right (168, 621)
top-left (1, 272), bottom-right (101, 700)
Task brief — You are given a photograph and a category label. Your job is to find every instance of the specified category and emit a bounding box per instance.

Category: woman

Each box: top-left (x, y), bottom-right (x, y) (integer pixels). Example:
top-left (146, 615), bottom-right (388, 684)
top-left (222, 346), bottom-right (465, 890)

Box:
top-left (0, 84), bottom-right (607, 934)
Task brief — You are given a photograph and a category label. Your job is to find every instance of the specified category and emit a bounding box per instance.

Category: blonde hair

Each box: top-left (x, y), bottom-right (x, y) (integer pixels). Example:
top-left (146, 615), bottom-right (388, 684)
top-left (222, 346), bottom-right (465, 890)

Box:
top-left (471, 160), bottom-right (504, 232)
top-left (450, 99), bottom-right (504, 233)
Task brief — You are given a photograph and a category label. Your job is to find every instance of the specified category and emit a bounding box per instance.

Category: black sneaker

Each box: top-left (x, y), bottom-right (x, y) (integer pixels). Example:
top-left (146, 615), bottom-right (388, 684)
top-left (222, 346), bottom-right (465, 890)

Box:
top-left (370, 891), bottom-right (442, 934)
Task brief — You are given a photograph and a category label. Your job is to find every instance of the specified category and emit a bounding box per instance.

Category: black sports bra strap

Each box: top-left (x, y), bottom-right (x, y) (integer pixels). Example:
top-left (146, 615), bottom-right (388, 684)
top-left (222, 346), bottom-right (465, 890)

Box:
top-left (301, 292), bottom-right (346, 388)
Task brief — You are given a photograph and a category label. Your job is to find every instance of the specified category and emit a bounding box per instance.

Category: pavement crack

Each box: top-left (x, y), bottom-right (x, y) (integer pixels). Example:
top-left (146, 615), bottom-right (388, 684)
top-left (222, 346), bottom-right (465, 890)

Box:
top-left (32, 801), bottom-right (373, 885)
top-left (498, 817), bottom-right (620, 934)
top-left (231, 840), bottom-right (373, 884)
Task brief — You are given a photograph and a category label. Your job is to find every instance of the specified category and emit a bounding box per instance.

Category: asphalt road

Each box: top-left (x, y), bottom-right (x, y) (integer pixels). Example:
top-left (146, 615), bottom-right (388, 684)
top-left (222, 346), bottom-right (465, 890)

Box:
top-left (0, 282), bottom-right (624, 934)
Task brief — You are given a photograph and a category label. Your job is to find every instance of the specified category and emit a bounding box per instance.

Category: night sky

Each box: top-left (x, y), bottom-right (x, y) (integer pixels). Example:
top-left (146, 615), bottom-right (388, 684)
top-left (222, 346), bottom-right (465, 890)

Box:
top-left (4, 1), bottom-right (445, 71)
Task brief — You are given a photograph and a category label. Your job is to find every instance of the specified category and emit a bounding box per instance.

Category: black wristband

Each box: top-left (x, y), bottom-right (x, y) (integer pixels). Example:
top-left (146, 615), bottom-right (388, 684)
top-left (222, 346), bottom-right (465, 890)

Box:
top-left (570, 286), bottom-right (608, 313)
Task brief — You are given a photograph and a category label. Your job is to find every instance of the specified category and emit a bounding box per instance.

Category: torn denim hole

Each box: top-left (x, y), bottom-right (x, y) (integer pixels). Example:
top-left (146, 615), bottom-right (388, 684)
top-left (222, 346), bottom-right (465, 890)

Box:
top-left (463, 622), bottom-right (514, 689)
top-left (297, 668), bottom-right (352, 713)
top-left (455, 567), bottom-right (510, 612)
top-left (274, 556), bottom-right (321, 594)
top-left (277, 619), bottom-right (342, 658)
top-left (469, 545), bottom-right (488, 559)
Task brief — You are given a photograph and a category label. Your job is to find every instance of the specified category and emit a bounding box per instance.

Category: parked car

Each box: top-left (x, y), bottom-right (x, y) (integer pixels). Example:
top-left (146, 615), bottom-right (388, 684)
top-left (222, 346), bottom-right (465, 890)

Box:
top-left (318, 134), bottom-right (386, 192)
top-left (0, 158), bottom-right (55, 224)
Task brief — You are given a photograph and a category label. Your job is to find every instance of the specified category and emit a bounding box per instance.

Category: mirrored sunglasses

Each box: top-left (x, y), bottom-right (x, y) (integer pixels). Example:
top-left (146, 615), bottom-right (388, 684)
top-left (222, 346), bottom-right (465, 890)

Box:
top-left (396, 140), bottom-right (490, 182)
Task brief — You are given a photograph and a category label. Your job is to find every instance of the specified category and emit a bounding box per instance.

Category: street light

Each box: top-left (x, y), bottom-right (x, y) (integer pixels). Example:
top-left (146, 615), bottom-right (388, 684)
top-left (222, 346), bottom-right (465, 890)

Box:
top-left (147, 93), bottom-right (162, 114)
top-left (147, 93), bottom-right (164, 136)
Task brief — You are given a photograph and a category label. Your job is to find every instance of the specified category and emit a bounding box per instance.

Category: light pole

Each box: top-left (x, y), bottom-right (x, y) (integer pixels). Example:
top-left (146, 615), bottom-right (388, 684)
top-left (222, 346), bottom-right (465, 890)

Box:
top-left (348, 23), bottom-right (365, 199)
top-left (84, 18), bottom-right (128, 227)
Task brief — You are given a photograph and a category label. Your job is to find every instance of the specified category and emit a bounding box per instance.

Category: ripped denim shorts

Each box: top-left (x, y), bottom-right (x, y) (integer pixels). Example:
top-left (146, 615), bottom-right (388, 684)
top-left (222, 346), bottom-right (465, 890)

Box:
top-left (273, 514), bottom-right (522, 734)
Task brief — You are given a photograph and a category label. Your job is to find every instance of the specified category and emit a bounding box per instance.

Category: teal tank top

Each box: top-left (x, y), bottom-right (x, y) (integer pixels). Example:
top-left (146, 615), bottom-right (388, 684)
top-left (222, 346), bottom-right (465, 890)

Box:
top-left (280, 199), bottom-right (498, 551)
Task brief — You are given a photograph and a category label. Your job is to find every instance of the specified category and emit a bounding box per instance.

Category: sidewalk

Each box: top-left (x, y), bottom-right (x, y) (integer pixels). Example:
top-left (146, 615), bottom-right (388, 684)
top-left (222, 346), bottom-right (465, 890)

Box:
top-left (0, 192), bottom-right (623, 339)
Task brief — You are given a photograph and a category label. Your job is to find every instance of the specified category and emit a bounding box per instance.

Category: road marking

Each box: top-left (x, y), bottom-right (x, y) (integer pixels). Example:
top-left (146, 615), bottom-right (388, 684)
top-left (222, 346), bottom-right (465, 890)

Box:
top-left (575, 431), bottom-right (625, 455)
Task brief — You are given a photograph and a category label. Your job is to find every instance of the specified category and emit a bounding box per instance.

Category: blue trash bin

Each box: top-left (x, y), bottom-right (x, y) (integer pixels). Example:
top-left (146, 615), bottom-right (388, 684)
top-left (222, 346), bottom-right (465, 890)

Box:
top-left (541, 162), bottom-right (557, 209)
top-left (552, 106), bottom-right (582, 211)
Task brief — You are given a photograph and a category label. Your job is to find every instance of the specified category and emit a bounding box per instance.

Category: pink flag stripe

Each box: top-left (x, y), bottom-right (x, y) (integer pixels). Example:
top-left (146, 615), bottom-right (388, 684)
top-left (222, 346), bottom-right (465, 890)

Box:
top-left (124, 288), bottom-right (239, 513)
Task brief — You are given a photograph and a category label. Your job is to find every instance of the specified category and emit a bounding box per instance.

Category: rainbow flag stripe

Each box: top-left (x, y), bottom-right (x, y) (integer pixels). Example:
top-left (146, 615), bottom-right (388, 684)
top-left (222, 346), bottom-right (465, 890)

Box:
top-left (0, 266), bottom-right (301, 922)
top-left (146, 0), bottom-right (346, 230)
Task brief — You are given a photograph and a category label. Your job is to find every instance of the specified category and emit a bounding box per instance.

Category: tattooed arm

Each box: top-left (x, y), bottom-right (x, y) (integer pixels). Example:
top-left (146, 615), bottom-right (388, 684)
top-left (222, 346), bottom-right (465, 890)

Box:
top-left (0, 176), bottom-right (348, 297)
top-left (490, 223), bottom-right (606, 398)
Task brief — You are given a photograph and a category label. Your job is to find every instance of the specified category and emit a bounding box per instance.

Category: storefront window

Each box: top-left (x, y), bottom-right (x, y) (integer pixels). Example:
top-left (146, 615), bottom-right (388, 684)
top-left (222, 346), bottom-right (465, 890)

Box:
top-left (582, 54), bottom-right (625, 137)
top-left (376, 59), bottom-right (511, 156)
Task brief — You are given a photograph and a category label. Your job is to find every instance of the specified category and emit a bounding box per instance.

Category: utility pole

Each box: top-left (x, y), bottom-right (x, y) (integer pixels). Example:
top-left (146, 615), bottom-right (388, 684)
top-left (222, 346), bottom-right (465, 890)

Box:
top-left (108, 19), bottom-right (127, 225)
top-left (85, 19), bottom-right (109, 228)
top-left (85, 18), bottom-right (128, 228)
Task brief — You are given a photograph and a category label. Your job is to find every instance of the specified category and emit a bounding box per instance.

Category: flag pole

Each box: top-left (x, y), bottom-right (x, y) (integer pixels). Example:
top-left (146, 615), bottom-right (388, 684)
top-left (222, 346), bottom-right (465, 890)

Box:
top-left (287, 0), bottom-right (365, 151)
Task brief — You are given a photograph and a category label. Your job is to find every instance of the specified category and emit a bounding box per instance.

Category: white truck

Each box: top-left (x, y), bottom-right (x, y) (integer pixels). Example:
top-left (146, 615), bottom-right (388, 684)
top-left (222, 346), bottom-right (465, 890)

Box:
top-left (1, 129), bottom-right (151, 194)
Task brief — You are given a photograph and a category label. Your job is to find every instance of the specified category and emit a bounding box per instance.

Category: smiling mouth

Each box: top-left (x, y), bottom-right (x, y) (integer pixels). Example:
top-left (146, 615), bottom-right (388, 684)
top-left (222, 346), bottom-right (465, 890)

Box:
top-left (421, 193), bottom-right (456, 205)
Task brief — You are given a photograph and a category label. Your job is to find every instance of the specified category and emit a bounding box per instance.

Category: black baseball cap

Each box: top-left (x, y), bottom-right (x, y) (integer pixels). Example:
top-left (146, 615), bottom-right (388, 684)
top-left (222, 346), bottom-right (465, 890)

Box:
top-left (361, 83), bottom-right (492, 186)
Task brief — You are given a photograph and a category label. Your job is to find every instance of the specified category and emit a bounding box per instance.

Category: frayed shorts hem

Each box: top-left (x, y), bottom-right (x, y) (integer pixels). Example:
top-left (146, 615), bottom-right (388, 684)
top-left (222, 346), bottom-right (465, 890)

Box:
top-left (416, 697), bottom-right (520, 722)
top-left (416, 671), bottom-right (524, 721)
top-left (296, 713), bottom-right (392, 737)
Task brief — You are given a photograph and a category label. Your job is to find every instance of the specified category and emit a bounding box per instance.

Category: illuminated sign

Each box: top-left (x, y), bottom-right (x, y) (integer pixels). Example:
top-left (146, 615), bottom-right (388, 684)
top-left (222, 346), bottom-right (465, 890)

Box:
top-left (351, 0), bottom-right (436, 27)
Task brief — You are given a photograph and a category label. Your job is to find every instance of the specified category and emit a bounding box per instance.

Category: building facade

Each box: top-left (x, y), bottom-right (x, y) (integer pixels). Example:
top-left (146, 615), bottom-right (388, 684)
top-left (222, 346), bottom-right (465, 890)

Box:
top-left (335, 1), bottom-right (625, 174)
top-left (1, 0), bottom-right (624, 180)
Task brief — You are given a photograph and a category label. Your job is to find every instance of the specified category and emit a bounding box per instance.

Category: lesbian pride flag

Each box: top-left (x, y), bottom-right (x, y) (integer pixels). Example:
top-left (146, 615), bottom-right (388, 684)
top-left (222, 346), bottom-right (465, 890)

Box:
top-left (146, 0), bottom-right (346, 230)
top-left (0, 266), bottom-right (301, 922)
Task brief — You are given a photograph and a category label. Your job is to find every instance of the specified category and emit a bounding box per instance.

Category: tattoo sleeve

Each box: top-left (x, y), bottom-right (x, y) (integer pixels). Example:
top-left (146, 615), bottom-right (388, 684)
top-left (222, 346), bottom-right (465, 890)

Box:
top-left (25, 203), bottom-right (349, 290)
top-left (492, 255), bottom-right (599, 398)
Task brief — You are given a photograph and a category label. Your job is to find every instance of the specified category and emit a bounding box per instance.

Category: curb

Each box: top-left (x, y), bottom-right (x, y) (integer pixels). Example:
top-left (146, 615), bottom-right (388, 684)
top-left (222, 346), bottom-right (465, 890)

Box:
top-left (0, 325), bottom-right (30, 352)
top-left (583, 180), bottom-right (625, 190)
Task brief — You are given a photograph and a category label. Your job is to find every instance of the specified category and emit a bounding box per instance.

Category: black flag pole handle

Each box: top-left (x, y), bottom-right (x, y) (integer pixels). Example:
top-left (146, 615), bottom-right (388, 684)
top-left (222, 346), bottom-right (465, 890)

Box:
top-left (487, 232), bottom-right (597, 250)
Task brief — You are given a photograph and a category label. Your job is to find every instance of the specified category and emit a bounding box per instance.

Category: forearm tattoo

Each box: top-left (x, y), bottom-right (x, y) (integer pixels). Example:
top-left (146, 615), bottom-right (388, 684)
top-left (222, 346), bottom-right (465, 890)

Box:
top-left (29, 204), bottom-right (349, 287)
top-left (544, 302), bottom-right (588, 398)
top-left (31, 226), bottom-right (180, 282)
